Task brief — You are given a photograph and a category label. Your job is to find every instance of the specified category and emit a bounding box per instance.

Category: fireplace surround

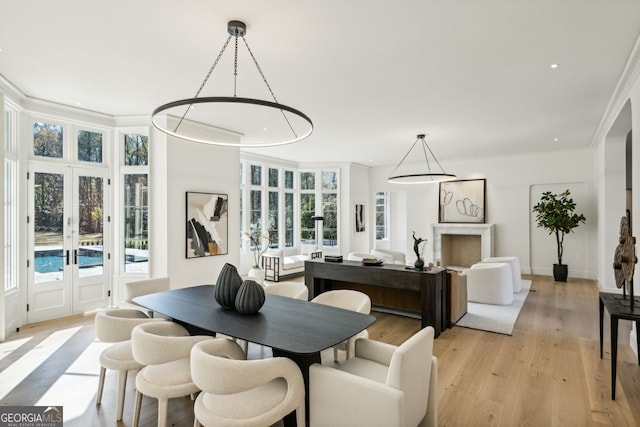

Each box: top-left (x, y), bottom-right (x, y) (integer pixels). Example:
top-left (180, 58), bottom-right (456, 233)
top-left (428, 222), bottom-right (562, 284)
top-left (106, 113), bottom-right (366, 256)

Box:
top-left (431, 223), bottom-right (494, 268)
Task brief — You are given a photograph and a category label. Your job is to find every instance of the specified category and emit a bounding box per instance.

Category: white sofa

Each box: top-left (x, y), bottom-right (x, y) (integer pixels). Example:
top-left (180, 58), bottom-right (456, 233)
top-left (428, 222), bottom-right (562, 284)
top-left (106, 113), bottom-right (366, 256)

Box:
top-left (261, 249), bottom-right (310, 282)
top-left (370, 248), bottom-right (407, 265)
top-left (347, 252), bottom-right (393, 263)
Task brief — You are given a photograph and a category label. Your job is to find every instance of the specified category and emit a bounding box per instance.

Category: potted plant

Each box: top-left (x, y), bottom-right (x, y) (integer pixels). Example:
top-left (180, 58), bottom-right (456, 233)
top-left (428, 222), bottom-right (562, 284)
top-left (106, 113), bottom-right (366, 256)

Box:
top-left (244, 226), bottom-right (275, 278)
top-left (532, 189), bottom-right (586, 282)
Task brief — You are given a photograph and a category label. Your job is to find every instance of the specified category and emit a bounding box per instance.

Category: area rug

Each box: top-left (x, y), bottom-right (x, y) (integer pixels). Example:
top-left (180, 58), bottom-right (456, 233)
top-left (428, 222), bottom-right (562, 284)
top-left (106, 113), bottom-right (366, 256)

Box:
top-left (455, 279), bottom-right (532, 335)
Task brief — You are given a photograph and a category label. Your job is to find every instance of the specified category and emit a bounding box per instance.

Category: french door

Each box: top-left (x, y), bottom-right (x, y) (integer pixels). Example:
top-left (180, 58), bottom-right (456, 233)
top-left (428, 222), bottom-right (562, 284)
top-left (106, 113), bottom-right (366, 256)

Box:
top-left (27, 164), bottom-right (111, 323)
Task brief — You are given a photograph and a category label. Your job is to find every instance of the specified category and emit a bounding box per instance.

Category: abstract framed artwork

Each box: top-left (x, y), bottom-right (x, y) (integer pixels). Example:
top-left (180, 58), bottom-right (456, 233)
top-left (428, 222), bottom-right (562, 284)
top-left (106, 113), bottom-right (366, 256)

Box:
top-left (355, 203), bottom-right (365, 232)
top-left (186, 192), bottom-right (229, 258)
top-left (439, 179), bottom-right (486, 223)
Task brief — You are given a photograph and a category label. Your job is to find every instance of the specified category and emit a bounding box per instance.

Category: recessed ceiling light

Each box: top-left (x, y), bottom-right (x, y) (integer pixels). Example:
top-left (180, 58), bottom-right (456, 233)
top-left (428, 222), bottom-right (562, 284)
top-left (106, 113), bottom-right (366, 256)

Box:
top-left (554, 138), bottom-right (559, 142)
top-left (550, 63), bottom-right (559, 69)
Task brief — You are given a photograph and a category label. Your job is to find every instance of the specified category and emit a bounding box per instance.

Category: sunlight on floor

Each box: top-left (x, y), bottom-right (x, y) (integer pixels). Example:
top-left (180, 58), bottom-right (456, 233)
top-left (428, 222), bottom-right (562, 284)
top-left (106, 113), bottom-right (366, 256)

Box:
top-left (0, 327), bottom-right (81, 400)
top-left (36, 339), bottom-right (110, 421)
top-left (0, 337), bottom-right (32, 362)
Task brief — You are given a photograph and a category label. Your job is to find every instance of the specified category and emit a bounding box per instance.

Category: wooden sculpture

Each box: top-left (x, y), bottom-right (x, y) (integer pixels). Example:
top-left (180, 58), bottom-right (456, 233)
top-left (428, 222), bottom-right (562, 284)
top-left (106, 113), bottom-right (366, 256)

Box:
top-left (612, 215), bottom-right (637, 307)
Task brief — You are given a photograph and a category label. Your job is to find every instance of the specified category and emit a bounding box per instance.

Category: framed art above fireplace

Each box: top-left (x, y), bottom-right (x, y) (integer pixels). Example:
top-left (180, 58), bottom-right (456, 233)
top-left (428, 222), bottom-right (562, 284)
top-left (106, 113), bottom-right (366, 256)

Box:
top-left (439, 179), bottom-right (486, 223)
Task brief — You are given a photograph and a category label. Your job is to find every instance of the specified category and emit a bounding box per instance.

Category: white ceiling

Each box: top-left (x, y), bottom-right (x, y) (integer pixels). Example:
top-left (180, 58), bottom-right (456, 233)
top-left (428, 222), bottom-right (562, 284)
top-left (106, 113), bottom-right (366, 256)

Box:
top-left (1, 0), bottom-right (640, 167)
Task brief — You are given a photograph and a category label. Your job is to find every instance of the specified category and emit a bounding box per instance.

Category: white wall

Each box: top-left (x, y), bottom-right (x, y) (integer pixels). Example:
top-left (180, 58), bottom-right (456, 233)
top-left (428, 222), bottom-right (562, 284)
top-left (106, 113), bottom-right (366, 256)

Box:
top-left (349, 163), bottom-right (371, 254)
top-left (369, 148), bottom-right (596, 278)
top-left (153, 118), bottom-right (241, 289)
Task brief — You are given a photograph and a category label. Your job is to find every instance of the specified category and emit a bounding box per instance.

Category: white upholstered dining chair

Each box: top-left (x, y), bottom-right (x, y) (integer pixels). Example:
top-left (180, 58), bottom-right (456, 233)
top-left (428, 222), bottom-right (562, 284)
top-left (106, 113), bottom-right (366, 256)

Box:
top-left (309, 326), bottom-right (438, 427)
top-left (94, 309), bottom-right (166, 421)
top-left (131, 322), bottom-right (210, 427)
top-left (311, 289), bottom-right (371, 361)
top-left (191, 338), bottom-right (305, 427)
top-left (264, 281), bottom-right (309, 300)
top-left (123, 276), bottom-right (170, 316)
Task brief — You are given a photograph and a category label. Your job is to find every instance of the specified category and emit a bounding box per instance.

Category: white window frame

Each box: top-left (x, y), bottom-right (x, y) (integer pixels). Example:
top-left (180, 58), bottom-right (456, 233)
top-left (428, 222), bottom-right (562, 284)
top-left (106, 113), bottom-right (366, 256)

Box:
top-left (4, 103), bottom-right (19, 292)
top-left (119, 129), bottom-right (149, 276)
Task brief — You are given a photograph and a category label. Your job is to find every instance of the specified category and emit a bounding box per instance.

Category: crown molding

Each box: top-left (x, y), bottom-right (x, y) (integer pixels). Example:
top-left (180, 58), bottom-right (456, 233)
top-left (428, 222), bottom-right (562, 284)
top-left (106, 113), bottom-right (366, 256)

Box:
top-left (590, 32), bottom-right (640, 147)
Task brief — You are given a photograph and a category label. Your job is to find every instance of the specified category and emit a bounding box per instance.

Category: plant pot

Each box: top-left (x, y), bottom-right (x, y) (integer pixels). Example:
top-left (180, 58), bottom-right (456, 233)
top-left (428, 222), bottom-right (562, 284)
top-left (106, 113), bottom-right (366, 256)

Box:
top-left (247, 267), bottom-right (264, 280)
top-left (553, 263), bottom-right (568, 282)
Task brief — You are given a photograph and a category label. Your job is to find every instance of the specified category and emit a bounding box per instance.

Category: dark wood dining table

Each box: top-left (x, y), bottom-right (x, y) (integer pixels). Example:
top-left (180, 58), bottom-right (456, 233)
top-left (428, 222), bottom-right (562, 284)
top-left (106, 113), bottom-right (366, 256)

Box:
top-left (133, 284), bottom-right (375, 426)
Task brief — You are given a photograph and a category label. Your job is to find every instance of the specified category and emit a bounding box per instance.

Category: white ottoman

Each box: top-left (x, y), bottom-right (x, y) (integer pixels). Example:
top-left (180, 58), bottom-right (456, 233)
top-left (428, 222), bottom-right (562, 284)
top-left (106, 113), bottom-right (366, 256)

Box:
top-left (462, 262), bottom-right (514, 305)
top-left (481, 256), bottom-right (522, 292)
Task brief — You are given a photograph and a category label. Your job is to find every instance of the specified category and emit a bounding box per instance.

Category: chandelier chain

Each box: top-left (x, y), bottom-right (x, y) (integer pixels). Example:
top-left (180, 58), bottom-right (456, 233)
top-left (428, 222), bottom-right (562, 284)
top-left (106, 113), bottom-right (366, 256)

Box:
top-left (241, 37), bottom-right (298, 137)
top-left (194, 34), bottom-right (232, 99)
top-left (233, 34), bottom-right (239, 97)
top-left (174, 34), bottom-right (233, 132)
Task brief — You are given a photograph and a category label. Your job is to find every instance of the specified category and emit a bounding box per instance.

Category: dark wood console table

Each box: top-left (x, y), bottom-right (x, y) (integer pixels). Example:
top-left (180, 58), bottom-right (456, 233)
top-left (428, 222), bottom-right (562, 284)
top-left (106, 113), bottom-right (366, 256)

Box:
top-left (305, 259), bottom-right (448, 337)
top-left (599, 291), bottom-right (640, 400)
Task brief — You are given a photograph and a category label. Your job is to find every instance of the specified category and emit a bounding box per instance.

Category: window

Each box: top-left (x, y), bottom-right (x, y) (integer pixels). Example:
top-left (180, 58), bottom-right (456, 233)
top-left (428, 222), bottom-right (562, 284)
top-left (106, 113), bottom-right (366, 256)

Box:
top-left (321, 171), bottom-right (339, 247)
top-left (375, 192), bottom-right (389, 240)
top-left (122, 133), bottom-right (149, 274)
top-left (249, 190), bottom-right (262, 248)
top-left (284, 192), bottom-right (294, 247)
top-left (284, 170), bottom-right (294, 189)
top-left (241, 161), bottom-right (340, 251)
top-left (268, 167), bottom-right (278, 187)
top-left (251, 165), bottom-right (262, 186)
top-left (284, 169), bottom-right (294, 247)
top-left (34, 122), bottom-right (63, 158)
top-left (4, 107), bottom-right (18, 291)
top-left (124, 134), bottom-right (148, 166)
top-left (267, 168), bottom-right (279, 247)
top-left (123, 174), bottom-right (148, 273)
top-left (300, 171), bottom-right (316, 245)
top-left (77, 129), bottom-right (103, 163)
top-left (268, 191), bottom-right (279, 247)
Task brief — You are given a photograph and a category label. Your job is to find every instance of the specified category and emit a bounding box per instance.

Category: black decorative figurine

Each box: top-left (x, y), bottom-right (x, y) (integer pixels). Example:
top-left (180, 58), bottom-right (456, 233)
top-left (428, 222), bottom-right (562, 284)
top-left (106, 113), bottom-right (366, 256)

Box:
top-left (413, 231), bottom-right (426, 270)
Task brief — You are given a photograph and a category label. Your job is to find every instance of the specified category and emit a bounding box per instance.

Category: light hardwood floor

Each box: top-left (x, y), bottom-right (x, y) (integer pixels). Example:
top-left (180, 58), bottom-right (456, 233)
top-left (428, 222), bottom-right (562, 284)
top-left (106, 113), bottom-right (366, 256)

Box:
top-left (0, 275), bottom-right (639, 426)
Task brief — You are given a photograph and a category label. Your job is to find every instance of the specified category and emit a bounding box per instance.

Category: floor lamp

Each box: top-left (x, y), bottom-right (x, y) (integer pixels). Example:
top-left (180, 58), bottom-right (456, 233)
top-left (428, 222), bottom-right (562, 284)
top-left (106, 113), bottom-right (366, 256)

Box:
top-left (311, 215), bottom-right (324, 258)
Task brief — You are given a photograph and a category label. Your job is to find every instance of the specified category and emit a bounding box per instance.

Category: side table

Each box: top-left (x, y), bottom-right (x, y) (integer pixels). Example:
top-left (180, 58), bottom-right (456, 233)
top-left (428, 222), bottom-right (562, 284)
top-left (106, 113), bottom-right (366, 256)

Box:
top-left (599, 291), bottom-right (640, 399)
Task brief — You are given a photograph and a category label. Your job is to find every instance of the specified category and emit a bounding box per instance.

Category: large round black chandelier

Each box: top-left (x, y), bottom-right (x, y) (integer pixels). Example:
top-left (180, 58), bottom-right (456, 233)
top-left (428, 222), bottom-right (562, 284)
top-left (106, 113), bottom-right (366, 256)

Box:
top-left (388, 134), bottom-right (456, 184)
top-left (151, 20), bottom-right (313, 147)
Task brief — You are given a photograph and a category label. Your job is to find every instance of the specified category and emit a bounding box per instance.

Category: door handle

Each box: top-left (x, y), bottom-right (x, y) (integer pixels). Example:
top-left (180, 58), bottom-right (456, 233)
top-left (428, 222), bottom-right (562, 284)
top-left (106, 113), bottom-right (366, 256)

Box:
top-left (66, 250), bottom-right (70, 265)
top-left (73, 249), bottom-right (78, 265)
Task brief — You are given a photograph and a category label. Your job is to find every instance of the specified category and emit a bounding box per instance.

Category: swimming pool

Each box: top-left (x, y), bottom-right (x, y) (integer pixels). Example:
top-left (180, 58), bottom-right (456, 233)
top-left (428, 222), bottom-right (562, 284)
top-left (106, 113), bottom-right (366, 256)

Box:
top-left (34, 249), bottom-right (104, 273)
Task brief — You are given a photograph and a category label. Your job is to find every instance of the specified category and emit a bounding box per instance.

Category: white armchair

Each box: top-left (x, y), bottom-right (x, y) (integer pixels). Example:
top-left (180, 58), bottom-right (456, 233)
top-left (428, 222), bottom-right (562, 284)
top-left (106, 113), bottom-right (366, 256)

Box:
top-left (480, 256), bottom-right (522, 292)
top-left (310, 326), bottom-right (437, 427)
top-left (462, 262), bottom-right (513, 305)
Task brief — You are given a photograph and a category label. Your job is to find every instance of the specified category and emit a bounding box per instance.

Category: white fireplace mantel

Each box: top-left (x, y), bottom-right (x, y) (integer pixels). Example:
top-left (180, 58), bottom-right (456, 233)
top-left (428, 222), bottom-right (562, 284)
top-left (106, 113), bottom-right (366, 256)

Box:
top-left (431, 223), bottom-right (494, 265)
